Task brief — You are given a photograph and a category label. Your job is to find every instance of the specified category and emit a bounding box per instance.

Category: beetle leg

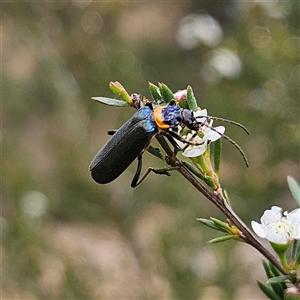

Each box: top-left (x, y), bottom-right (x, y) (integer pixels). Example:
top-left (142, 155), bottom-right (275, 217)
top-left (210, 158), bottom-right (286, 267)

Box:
top-left (131, 154), bottom-right (143, 187)
top-left (164, 130), bottom-right (201, 146)
top-left (162, 130), bottom-right (204, 154)
top-left (131, 154), bottom-right (179, 188)
top-left (107, 130), bottom-right (117, 136)
top-left (163, 132), bottom-right (183, 151)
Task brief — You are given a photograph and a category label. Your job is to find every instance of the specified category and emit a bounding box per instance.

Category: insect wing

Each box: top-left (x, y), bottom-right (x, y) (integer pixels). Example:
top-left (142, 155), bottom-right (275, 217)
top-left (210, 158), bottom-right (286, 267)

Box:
top-left (90, 107), bottom-right (157, 184)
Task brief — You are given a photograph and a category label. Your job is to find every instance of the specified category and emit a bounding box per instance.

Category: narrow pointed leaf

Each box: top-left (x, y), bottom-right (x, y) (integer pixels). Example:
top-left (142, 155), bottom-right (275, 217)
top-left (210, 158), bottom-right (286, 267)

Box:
top-left (148, 82), bottom-right (163, 104)
top-left (287, 176), bottom-right (300, 207)
top-left (92, 97), bottom-right (129, 107)
top-left (208, 235), bottom-right (239, 244)
top-left (269, 262), bottom-right (287, 296)
top-left (223, 189), bottom-right (231, 206)
top-left (213, 138), bottom-right (222, 178)
top-left (292, 239), bottom-right (300, 264)
top-left (146, 145), bottom-right (165, 161)
top-left (295, 252), bottom-right (300, 266)
top-left (209, 217), bottom-right (231, 232)
top-left (268, 262), bottom-right (287, 293)
top-left (203, 175), bottom-right (218, 189)
top-left (262, 260), bottom-right (275, 279)
top-left (263, 261), bottom-right (286, 297)
top-left (181, 160), bottom-right (205, 180)
top-left (267, 275), bottom-right (288, 284)
top-left (257, 281), bottom-right (282, 300)
top-left (186, 85), bottom-right (198, 112)
top-left (268, 262), bottom-right (284, 278)
top-left (196, 218), bottom-right (228, 233)
top-left (159, 82), bottom-right (174, 103)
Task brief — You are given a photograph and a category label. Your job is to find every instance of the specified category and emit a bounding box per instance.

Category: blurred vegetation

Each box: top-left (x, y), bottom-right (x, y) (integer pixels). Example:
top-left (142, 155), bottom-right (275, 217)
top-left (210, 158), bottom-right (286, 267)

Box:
top-left (2, 1), bottom-right (299, 299)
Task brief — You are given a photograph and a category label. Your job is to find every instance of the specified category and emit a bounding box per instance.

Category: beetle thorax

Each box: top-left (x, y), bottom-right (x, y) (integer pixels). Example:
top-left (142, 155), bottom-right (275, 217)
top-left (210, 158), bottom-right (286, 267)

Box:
top-left (180, 109), bottom-right (199, 131)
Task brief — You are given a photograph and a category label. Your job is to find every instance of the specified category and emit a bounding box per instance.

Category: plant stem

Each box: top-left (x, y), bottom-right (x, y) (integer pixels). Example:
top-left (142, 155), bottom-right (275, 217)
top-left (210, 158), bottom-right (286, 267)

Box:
top-left (156, 135), bottom-right (287, 275)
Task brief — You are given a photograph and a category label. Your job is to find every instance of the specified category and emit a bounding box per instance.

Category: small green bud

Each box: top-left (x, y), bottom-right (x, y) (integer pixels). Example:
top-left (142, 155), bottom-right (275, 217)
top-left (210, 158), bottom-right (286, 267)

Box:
top-left (284, 286), bottom-right (300, 300)
top-left (109, 81), bottom-right (133, 105)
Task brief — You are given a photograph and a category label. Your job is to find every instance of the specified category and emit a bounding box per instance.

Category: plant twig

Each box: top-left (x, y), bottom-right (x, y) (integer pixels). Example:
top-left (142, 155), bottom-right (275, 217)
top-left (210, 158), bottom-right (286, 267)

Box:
top-left (156, 135), bottom-right (287, 275)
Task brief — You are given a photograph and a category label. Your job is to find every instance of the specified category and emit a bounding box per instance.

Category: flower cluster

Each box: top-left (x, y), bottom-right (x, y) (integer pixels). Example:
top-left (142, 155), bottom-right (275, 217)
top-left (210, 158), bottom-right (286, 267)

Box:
top-left (251, 206), bottom-right (300, 244)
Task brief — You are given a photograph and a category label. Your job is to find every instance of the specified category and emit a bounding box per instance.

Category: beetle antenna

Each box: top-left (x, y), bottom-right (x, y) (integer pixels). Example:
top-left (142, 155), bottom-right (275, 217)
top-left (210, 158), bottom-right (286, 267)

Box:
top-left (197, 115), bottom-right (250, 135)
top-left (194, 118), bottom-right (249, 166)
top-left (208, 126), bottom-right (249, 167)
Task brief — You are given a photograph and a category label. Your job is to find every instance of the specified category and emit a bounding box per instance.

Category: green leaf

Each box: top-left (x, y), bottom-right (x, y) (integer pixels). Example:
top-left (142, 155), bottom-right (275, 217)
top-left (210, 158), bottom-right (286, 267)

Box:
top-left (186, 85), bottom-right (198, 112)
top-left (267, 277), bottom-right (287, 299)
top-left (287, 176), bottom-right (300, 207)
top-left (291, 239), bottom-right (300, 264)
top-left (213, 138), bottom-right (222, 178)
top-left (181, 160), bottom-right (204, 180)
top-left (177, 97), bottom-right (189, 109)
top-left (267, 275), bottom-right (289, 284)
top-left (196, 218), bottom-right (228, 233)
top-left (257, 281), bottom-right (282, 300)
top-left (148, 82), bottom-right (163, 104)
top-left (158, 82), bottom-right (174, 103)
top-left (146, 145), bottom-right (165, 161)
top-left (92, 97), bottom-right (129, 107)
top-left (268, 262), bottom-right (282, 277)
top-left (223, 189), bottom-right (231, 206)
top-left (203, 175), bottom-right (218, 189)
top-left (208, 235), bottom-right (239, 244)
top-left (262, 260), bottom-right (275, 279)
top-left (268, 262), bottom-right (287, 291)
top-left (182, 158), bottom-right (218, 189)
top-left (209, 217), bottom-right (231, 232)
top-left (262, 261), bottom-right (286, 298)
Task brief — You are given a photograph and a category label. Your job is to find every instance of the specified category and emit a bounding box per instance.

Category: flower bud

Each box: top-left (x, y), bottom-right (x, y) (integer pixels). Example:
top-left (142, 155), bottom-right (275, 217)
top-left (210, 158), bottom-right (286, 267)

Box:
top-left (109, 81), bottom-right (133, 105)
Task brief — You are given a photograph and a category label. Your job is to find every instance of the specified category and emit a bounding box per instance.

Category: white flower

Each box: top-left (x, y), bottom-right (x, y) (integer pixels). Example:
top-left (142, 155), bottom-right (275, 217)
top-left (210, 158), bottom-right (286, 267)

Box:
top-left (251, 206), bottom-right (300, 244)
top-left (181, 133), bottom-right (207, 157)
top-left (179, 109), bottom-right (225, 157)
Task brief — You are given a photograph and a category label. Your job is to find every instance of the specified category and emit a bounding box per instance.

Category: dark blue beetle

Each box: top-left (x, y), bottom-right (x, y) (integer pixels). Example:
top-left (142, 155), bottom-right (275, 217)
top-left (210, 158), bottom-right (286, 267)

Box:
top-left (90, 101), bottom-right (201, 187)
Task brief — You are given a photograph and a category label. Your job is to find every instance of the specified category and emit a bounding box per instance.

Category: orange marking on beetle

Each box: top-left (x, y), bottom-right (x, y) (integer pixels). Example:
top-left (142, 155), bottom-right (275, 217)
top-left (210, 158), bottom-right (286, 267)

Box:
top-left (153, 106), bottom-right (170, 129)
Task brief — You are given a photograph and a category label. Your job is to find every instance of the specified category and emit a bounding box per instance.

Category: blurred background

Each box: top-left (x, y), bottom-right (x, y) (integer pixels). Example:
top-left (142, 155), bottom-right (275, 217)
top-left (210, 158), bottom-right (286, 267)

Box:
top-left (2, 1), bottom-right (299, 299)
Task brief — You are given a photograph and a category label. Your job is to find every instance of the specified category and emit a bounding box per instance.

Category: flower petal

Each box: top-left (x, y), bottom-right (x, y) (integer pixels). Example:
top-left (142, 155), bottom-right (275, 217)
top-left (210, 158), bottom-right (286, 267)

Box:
top-left (260, 206), bottom-right (282, 225)
top-left (174, 89), bottom-right (187, 101)
top-left (287, 208), bottom-right (300, 239)
top-left (194, 109), bottom-right (208, 124)
top-left (207, 126), bottom-right (225, 141)
top-left (251, 221), bottom-right (266, 238)
top-left (194, 109), bottom-right (207, 117)
top-left (182, 143), bottom-right (207, 157)
top-left (265, 228), bottom-right (289, 244)
top-left (253, 206), bottom-right (300, 244)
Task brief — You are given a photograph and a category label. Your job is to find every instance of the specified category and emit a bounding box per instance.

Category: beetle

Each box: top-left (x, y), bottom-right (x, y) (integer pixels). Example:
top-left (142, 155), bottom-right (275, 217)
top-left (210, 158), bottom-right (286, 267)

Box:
top-left (89, 100), bottom-right (204, 187)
